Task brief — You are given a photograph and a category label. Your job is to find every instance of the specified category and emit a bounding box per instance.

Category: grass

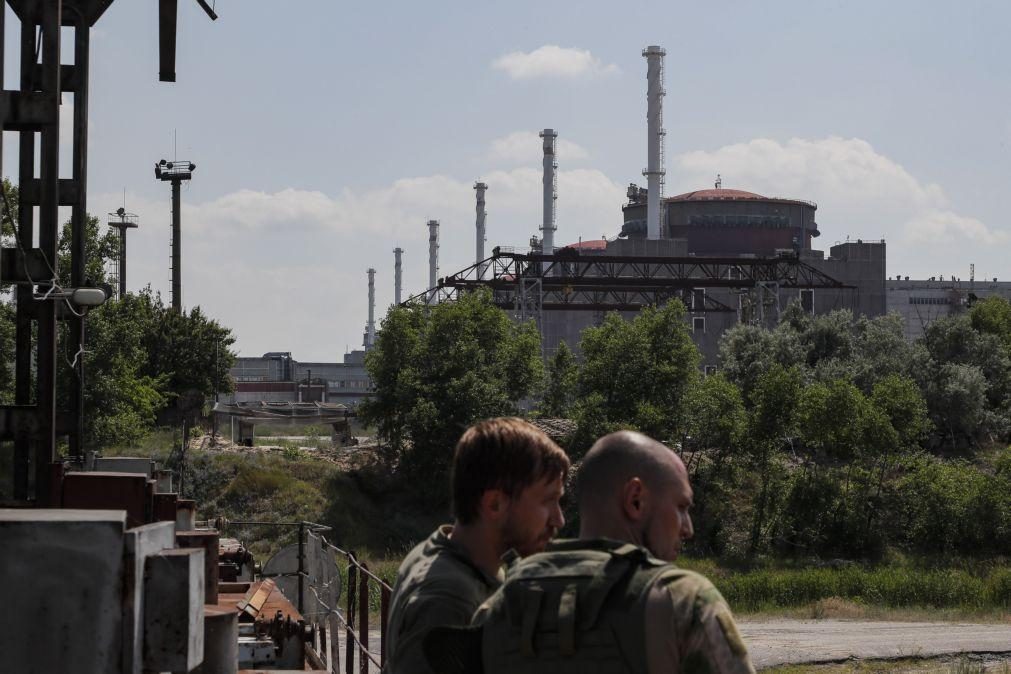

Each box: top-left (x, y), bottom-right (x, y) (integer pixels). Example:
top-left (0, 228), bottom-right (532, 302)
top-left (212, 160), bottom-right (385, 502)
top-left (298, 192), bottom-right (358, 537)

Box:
top-left (694, 564), bottom-right (1011, 613)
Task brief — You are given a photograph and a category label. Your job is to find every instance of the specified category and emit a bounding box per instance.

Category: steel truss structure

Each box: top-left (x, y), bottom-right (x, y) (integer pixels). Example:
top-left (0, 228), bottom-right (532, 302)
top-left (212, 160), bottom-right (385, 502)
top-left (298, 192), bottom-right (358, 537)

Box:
top-left (405, 248), bottom-right (853, 318)
top-left (0, 0), bottom-right (213, 505)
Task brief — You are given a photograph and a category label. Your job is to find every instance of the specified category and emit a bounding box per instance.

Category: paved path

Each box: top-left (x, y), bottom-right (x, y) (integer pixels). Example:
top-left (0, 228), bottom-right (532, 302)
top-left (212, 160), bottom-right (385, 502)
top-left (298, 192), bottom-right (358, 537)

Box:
top-left (332, 620), bottom-right (1011, 672)
top-left (739, 620), bottom-right (1011, 669)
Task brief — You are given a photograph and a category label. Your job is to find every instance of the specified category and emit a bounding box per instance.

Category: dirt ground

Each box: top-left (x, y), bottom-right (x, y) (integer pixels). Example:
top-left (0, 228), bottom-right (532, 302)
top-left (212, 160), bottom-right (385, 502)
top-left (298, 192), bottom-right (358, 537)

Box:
top-left (740, 619), bottom-right (1011, 670)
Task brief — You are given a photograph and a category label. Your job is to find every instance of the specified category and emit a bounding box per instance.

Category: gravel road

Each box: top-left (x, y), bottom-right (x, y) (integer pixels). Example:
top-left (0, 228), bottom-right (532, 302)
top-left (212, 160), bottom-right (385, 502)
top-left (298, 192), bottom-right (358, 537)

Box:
top-left (740, 619), bottom-right (1011, 669)
top-left (335, 619), bottom-right (1011, 672)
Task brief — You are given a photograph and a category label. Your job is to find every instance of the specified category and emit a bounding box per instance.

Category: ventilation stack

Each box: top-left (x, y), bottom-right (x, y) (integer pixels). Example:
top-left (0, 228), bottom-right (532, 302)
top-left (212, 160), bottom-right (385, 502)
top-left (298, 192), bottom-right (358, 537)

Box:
top-left (366, 268), bottom-right (376, 349)
top-left (474, 182), bottom-right (487, 278)
top-left (539, 130), bottom-right (558, 260)
top-left (642, 46), bottom-right (666, 239)
top-left (394, 247), bottom-right (403, 305)
top-left (427, 219), bottom-right (440, 305)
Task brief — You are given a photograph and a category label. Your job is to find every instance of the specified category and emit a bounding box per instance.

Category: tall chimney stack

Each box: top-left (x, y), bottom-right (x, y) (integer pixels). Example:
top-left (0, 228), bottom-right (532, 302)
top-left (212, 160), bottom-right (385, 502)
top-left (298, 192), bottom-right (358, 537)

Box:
top-left (642, 46), bottom-right (666, 239)
top-left (366, 267), bottom-right (376, 349)
top-left (394, 247), bottom-right (403, 305)
top-left (539, 129), bottom-right (558, 259)
top-left (474, 182), bottom-right (487, 278)
top-left (427, 219), bottom-right (440, 305)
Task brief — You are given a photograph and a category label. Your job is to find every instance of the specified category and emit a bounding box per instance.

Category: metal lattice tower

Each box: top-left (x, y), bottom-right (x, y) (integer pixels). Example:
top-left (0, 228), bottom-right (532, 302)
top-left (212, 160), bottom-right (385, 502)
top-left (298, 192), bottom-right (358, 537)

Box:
top-left (107, 207), bottom-right (139, 298)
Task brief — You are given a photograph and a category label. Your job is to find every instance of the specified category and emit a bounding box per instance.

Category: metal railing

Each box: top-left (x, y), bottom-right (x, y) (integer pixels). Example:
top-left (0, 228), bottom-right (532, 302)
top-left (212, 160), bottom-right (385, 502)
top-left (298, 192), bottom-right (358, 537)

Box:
top-left (220, 519), bottom-right (392, 674)
top-left (319, 539), bottom-right (392, 674)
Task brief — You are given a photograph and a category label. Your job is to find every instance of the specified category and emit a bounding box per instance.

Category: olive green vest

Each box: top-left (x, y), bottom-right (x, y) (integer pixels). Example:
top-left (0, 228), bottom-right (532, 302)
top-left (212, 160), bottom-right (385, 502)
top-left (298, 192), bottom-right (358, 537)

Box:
top-left (478, 539), bottom-right (678, 674)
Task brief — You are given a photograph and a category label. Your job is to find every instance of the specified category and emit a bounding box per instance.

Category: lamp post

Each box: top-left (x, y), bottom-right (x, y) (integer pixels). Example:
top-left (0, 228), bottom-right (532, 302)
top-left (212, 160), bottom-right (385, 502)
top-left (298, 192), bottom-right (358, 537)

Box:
top-left (154, 159), bottom-right (196, 312)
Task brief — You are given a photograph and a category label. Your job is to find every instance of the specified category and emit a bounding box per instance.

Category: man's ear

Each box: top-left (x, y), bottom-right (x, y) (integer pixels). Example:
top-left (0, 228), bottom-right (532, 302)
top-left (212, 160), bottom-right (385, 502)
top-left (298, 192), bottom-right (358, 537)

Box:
top-left (621, 477), bottom-right (648, 522)
top-left (480, 488), bottom-right (509, 523)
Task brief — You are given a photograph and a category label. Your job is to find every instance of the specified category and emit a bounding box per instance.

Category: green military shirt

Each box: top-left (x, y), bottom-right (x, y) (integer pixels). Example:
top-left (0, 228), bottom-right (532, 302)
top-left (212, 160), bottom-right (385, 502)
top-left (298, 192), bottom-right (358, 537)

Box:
top-left (383, 525), bottom-right (501, 674)
top-left (471, 538), bottom-right (754, 674)
top-left (643, 569), bottom-right (755, 674)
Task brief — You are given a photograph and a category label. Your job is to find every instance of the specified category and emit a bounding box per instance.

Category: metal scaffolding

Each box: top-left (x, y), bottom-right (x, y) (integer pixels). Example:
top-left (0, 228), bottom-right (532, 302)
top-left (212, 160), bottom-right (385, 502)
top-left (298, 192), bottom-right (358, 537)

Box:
top-left (404, 247), bottom-right (853, 328)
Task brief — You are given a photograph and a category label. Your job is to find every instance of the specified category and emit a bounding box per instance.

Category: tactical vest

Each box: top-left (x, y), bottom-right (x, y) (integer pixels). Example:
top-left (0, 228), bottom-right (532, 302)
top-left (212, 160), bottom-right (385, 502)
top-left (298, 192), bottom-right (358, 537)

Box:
top-left (478, 539), bottom-right (682, 674)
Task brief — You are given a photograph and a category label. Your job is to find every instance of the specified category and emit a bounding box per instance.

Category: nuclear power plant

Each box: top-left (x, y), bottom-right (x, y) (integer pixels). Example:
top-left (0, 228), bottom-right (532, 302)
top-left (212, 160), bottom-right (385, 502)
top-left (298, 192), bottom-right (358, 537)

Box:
top-left (228, 43), bottom-right (1011, 403)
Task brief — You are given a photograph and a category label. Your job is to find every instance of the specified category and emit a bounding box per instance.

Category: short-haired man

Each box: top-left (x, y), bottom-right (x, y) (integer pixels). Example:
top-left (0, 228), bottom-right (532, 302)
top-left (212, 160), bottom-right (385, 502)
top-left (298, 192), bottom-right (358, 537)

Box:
top-left (383, 417), bottom-right (569, 674)
top-left (470, 430), bottom-right (755, 673)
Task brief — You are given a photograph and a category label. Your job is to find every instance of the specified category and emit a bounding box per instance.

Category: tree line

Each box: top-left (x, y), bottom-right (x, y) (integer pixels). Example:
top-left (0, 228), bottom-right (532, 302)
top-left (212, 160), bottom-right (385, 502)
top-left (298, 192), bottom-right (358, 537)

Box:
top-left (362, 289), bottom-right (1011, 561)
top-left (0, 179), bottom-right (235, 451)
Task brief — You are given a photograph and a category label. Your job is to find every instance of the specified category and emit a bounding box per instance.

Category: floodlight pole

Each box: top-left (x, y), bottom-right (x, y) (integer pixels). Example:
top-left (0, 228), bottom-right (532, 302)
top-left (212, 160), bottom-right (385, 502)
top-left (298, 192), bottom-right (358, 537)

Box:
top-left (171, 178), bottom-right (182, 310)
top-left (155, 159), bottom-right (196, 312)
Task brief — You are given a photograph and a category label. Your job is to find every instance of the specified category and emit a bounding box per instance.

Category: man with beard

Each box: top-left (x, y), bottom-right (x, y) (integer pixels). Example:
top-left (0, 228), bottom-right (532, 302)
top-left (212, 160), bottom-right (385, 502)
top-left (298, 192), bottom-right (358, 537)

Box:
top-left (383, 417), bottom-right (569, 674)
top-left (462, 430), bottom-right (754, 674)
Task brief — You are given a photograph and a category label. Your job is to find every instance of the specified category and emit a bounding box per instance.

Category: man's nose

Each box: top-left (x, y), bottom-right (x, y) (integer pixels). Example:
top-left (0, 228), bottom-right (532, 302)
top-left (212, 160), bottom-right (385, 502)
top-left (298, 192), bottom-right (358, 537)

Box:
top-left (682, 514), bottom-right (694, 541)
top-left (550, 502), bottom-right (565, 529)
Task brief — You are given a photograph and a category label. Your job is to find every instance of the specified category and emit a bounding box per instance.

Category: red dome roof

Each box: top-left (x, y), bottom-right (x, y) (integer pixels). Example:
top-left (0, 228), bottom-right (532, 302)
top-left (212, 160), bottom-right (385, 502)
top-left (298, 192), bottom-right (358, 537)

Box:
top-left (667, 188), bottom-right (767, 201)
top-left (561, 239), bottom-right (608, 251)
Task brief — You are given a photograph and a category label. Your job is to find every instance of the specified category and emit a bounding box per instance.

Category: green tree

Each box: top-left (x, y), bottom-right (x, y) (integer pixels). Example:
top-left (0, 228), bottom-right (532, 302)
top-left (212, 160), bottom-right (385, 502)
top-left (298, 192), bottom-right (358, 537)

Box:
top-left (718, 320), bottom-right (805, 399)
top-left (360, 290), bottom-right (544, 503)
top-left (969, 296), bottom-right (1011, 357)
top-left (541, 341), bottom-right (578, 417)
top-left (71, 291), bottom-right (169, 447)
top-left (56, 213), bottom-right (119, 288)
top-left (744, 364), bottom-right (803, 557)
top-left (575, 302), bottom-right (699, 449)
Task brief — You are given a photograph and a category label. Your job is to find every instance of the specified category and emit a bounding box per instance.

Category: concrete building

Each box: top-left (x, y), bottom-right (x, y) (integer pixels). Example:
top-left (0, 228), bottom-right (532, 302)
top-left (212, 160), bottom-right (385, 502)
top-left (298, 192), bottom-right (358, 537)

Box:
top-left (226, 350), bottom-right (373, 407)
top-left (886, 277), bottom-right (1011, 340)
top-left (622, 185), bottom-right (821, 256)
top-left (518, 183), bottom-right (885, 369)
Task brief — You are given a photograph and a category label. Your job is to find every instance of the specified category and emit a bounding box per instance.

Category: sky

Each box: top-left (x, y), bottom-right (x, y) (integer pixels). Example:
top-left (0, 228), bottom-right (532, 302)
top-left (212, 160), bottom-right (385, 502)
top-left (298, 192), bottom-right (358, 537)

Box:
top-left (4, 1), bottom-right (1010, 360)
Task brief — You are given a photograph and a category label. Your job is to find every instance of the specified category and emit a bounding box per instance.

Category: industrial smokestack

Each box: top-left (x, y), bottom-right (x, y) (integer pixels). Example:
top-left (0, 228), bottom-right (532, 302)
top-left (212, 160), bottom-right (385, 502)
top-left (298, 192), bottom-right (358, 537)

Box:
top-left (474, 182), bottom-right (487, 278)
top-left (366, 267), bottom-right (376, 349)
top-left (394, 247), bottom-right (403, 305)
top-left (427, 219), bottom-right (440, 305)
top-left (642, 46), bottom-right (666, 239)
top-left (539, 130), bottom-right (558, 258)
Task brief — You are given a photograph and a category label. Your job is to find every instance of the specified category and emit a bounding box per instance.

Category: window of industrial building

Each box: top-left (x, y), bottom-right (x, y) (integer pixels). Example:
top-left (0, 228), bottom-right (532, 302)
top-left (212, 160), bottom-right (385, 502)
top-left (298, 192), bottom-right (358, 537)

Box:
top-left (909, 296), bottom-right (951, 305)
top-left (704, 365), bottom-right (718, 377)
top-left (692, 288), bottom-right (706, 311)
top-left (693, 317), bottom-right (706, 333)
top-left (800, 289), bottom-right (814, 314)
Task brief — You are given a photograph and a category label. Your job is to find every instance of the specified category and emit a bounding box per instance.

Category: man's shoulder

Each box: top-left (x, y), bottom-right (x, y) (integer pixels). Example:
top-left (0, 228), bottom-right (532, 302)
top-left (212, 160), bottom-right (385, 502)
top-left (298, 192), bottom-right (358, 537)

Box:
top-left (649, 567), bottom-right (730, 611)
top-left (396, 530), bottom-right (491, 602)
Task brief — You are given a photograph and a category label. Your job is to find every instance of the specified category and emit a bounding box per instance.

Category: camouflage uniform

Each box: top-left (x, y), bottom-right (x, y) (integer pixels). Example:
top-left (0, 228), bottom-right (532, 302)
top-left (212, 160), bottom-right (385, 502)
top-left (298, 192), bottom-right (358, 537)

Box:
top-left (472, 538), bottom-right (754, 674)
top-left (383, 525), bottom-right (501, 674)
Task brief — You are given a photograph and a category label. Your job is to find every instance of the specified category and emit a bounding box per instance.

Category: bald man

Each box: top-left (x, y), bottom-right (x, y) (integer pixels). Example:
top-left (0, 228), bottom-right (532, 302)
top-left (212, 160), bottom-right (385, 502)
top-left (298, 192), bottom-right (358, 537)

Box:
top-left (468, 430), bottom-right (755, 674)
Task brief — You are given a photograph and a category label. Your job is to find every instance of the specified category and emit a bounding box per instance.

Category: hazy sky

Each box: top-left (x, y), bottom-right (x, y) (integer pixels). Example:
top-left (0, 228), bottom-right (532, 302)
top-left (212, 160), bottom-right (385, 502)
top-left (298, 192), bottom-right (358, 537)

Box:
top-left (5, 1), bottom-right (1009, 360)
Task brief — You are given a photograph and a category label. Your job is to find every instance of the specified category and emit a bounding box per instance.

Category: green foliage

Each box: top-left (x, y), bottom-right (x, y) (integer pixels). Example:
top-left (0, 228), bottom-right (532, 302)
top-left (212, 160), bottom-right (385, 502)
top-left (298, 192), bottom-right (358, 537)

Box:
top-left (360, 290), bottom-right (544, 505)
top-left (0, 195), bottom-right (237, 450)
top-left (574, 302), bottom-right (699, 450)
top-left (56, 213), bottom-right (119, 288)
top-left (715, 564), bottom-right (1011, 612)
top-left (541, 341), bottom-right (578, 417)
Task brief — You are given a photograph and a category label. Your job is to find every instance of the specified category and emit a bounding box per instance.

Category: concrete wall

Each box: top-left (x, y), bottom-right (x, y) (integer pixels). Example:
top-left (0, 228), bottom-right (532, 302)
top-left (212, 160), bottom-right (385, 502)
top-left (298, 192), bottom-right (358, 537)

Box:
top-left (886, 278), bottom-right (1011, 340)
top-left (1, 510), bottom-right (128, 673)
